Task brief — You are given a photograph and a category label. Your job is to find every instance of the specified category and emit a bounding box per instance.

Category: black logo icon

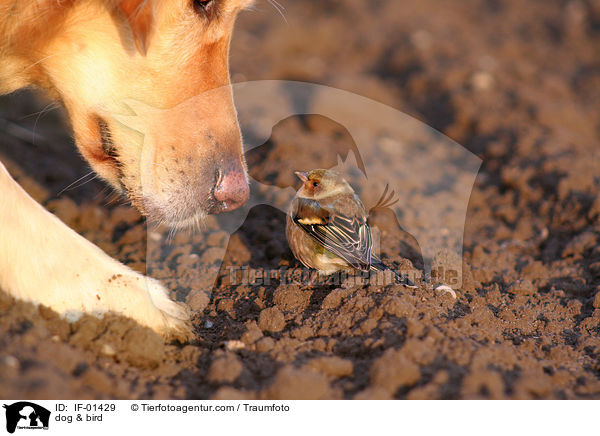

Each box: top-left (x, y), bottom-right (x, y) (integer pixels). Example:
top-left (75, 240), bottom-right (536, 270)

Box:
top-left (2, 402), bottom-right (50, 434)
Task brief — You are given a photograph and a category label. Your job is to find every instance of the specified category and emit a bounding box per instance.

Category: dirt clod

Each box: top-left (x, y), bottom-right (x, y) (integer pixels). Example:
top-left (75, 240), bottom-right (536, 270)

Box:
top-left (207, 354), bottom-right (243, 383)
top-left (258, 307), bottom-right (286, 333)
top-left (262, 366), bottom-right (339, 400)
top-left (508, 279), bottom-right (535, 296)
top-left (370, 349), bottom-right (421, 393)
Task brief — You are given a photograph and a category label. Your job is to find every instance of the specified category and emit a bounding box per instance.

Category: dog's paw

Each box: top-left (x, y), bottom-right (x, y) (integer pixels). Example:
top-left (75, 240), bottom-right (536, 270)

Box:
top-left (140, 276), bottom-right (195, 342)
top-left (4, 225), bottom-right (195, 342)
top-left (76, 265), bottom-right (195, 342)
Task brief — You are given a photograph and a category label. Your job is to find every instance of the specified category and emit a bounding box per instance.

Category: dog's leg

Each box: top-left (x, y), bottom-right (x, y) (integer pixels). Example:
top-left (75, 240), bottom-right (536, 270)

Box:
top-left (0, 161), bottom-right (193, 341)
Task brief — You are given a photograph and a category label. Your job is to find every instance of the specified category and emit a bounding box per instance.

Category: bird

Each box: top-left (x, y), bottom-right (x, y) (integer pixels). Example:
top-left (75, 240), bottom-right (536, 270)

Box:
top-left (286, 168), bottom-right (416, 287)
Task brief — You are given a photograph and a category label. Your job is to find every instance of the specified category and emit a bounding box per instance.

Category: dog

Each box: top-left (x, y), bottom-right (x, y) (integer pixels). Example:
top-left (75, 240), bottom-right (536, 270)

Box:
top-left (0, 0), bottom-right (253, 340)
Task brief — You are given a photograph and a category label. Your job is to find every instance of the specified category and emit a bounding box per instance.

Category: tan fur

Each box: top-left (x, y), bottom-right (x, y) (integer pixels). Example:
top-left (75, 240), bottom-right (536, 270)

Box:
top-left (0, 0), bottom-right (253, 339)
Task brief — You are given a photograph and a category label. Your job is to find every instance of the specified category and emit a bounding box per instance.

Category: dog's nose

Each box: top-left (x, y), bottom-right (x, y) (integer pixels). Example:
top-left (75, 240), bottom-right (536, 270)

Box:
top-left (213, 167), bottom-right (249, 212)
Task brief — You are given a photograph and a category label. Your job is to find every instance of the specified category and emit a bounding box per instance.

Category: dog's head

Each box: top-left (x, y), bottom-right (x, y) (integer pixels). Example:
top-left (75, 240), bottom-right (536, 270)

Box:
top-left (37, 0), bottom-right (253, 226)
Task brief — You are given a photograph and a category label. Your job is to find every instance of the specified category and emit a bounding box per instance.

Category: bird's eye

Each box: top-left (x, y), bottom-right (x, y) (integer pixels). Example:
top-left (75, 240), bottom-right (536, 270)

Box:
top-left (312, 181), bottom-right (319, 188)
top-left (193, 0), bottom-right (214, 14)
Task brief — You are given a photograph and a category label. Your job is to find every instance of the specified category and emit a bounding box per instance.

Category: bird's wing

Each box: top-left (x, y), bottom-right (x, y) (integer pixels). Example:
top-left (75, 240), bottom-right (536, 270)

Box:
top-left (291, 197), bottom-right (373, 270)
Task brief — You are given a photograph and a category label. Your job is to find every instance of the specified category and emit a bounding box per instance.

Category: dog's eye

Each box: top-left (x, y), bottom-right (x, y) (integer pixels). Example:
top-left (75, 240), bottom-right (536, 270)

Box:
top-left (193, 0), bottom-right (214, 14)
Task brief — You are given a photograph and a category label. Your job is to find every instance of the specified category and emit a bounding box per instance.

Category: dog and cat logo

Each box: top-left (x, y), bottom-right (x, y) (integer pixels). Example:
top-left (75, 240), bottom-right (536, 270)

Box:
top-left (2, 402), bottom-right (50, 433)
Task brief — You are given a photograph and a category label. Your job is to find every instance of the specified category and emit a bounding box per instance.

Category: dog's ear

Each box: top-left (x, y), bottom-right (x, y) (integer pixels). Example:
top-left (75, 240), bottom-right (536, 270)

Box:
top-left (118, 0), bottom-right (155, 56)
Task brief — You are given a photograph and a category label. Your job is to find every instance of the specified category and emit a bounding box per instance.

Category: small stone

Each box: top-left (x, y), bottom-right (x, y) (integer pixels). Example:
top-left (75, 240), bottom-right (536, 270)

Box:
top-left (149, 232), bottom-right (162, 242)
top-left (593, 291), bottom-right (600, 309)
top-left (100, 344), bottom-right (116, 356)
top-left (472, 71), bottom-right (495, 90)
top-left (3, 355), bottom-right (19, 369)
top-left (225, 340), bottom-right (245, 351)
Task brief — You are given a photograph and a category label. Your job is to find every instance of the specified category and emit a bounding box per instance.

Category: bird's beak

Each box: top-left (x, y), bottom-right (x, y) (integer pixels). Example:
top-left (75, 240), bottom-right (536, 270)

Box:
top-left (295, 171), bottom-right (308, 182)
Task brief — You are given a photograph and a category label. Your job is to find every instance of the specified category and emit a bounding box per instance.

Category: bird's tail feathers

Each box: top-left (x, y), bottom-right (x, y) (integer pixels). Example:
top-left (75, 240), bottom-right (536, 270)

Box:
top-left (370, 258), bottom-right (417, 288)
top-left (371, 184), bottom-right (399, 211)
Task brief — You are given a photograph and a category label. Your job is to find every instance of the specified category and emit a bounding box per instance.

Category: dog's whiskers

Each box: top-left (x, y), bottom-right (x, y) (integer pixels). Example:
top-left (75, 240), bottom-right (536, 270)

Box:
top-left (22, 51), bottom-right (66, 73)
top-left (20, 102), bottom-right (60, 120)
top-left (0, 118), bottom-right (48, 147)
top-left (56, 171), bottom-right (98, 196)
top-left (32, 102), bottom-right (61, 145)
top-left (166, 226), bottom-right (177, 243)
top-left (267, 0), bottom-right (288, 24)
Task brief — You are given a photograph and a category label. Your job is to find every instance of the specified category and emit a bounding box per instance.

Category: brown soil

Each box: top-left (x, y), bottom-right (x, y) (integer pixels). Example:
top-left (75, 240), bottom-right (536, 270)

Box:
top-left (1, 0), bottom-right (599, 399)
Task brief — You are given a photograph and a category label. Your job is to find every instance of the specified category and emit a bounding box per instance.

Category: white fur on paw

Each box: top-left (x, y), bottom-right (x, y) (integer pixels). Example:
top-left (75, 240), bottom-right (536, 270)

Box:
top-left (145, 277), bottom-right (191, 321)
top-left (101, 271), bottom-right (194, 341)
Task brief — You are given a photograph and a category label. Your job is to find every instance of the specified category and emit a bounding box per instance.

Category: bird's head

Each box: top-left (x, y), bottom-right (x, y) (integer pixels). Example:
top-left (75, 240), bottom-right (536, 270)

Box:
top-left (294, 169), bottom-right (353, 200)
